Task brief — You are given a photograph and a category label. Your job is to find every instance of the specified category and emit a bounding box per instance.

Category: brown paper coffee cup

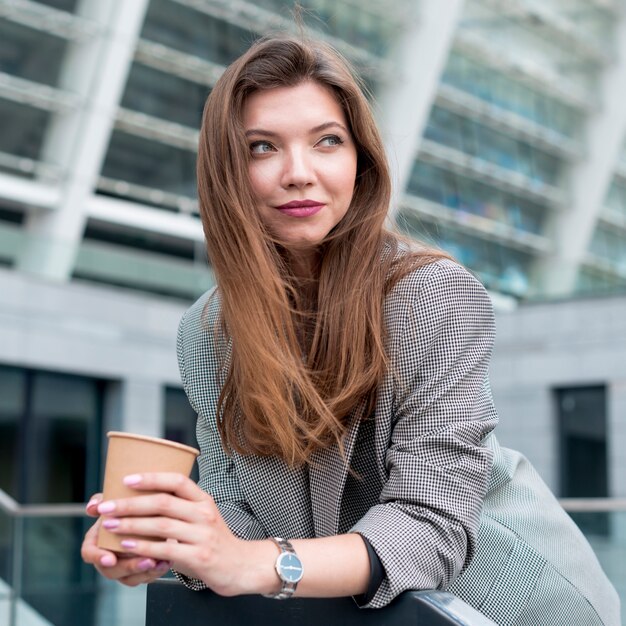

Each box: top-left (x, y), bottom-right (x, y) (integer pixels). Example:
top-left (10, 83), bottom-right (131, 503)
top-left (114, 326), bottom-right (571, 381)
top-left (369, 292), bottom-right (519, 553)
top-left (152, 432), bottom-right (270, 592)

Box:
top-left (97, 431), bottom-right (199, 553)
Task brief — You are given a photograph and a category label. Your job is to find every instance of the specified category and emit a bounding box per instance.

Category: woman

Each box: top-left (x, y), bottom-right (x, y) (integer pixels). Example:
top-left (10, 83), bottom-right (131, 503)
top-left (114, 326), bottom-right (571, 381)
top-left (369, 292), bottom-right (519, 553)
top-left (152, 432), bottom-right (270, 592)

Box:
top-left (81, 35), bottom-right (620, 624)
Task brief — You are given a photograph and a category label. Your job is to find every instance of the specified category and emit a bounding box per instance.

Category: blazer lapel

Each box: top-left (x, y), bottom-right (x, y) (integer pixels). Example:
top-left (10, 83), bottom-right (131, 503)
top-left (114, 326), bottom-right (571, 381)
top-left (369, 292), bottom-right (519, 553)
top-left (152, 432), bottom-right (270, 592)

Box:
top-left (309, 399), bottom-right (365, 537)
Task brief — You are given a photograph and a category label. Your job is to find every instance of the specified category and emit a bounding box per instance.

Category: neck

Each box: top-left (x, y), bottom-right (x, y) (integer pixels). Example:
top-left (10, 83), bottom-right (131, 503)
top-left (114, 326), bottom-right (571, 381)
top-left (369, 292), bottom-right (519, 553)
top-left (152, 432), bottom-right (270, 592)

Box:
top-left (284, 247), bottom-right (319, 282)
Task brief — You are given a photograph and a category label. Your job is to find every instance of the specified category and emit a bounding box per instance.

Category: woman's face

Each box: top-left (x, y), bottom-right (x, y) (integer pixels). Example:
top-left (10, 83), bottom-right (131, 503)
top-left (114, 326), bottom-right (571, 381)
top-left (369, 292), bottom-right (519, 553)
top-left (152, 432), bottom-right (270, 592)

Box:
top-left (242, 81), bottom-right (358, 256)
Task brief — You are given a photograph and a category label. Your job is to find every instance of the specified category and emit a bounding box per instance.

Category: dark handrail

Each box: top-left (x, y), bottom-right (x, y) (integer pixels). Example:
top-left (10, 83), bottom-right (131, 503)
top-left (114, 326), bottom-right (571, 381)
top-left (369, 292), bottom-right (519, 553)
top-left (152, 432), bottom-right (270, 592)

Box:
top-left (146, 578), bottom-right (497, 625)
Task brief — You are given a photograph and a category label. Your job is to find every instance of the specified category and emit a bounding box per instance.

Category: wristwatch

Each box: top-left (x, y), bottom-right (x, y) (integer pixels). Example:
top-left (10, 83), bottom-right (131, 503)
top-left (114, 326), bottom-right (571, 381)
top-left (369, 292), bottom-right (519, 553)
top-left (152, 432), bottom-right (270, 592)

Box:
top-left (264, 537), bottom-right (304, 600)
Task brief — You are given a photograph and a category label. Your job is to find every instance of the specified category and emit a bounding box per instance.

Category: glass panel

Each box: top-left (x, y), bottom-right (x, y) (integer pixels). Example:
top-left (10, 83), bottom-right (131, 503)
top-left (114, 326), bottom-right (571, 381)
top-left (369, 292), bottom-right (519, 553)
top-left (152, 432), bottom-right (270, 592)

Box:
top-left (0, 18), bottom-right (68, 87)
top-left (73, 238), bottom-right (214, 301)
top-left (34, 0), bottom-right (79, 12)
top-left (460, 1), bottom-right (599, 93)
top-left (0, 98), bottom-right (50, 165)
top-left (408, 161), bottom-right (547, 235)
top-left (24, 372), bottom-right (103, 504)
top-left (590, 225), bottom-right (626, 271)
top-left (121, 63), bottom-right (210, 129)
top-left (0, 366), bottom-right (25, 501)
top-left (164, 387), bottom-right (199, 482)
top-left (0, 503), bottom-right (12, 590)
top-left (251, 0), bottom-right (402, 56)
top-left (398, 211), bottom-right (532, 296)
top-left (84, 220), bottom-right (199, 261)
top-left (576, 268), bottom-right (626, 296)
top-left (21, 516), bottom-right (97, 625)
top-left (101, 130), bottom-right (196, 200)
top-left (569, 510), bottom-right (626, 625)
top-left (141, 0), bottom-right (256, 67)
top-left (3, 511), bottom-right (146, 626)
top-left (605, 182), bottom-right (626, 218)
top-left (424, 106), bottom-right (563, 186)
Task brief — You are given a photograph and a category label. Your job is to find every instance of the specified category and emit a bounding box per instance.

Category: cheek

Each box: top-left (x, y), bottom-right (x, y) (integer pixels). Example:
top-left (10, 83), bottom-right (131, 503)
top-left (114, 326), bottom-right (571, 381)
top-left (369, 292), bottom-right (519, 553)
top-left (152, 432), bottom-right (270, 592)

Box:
top-left (336, 161), bottom-right (358, 199)
top-left (248, 164), bottom-right (276, 200)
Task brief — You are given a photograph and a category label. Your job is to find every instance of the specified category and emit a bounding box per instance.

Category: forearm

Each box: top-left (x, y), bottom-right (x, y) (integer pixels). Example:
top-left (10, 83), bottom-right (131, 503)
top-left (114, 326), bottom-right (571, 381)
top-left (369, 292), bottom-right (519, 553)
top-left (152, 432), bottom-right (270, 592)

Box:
top-left (238, 533), bottom-right (370, 598)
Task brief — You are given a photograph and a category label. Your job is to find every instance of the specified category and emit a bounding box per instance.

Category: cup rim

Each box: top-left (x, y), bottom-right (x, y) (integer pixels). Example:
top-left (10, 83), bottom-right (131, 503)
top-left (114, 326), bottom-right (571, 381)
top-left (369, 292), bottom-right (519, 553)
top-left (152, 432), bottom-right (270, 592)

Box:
top-left (106, 431), bottom-right (199, 457)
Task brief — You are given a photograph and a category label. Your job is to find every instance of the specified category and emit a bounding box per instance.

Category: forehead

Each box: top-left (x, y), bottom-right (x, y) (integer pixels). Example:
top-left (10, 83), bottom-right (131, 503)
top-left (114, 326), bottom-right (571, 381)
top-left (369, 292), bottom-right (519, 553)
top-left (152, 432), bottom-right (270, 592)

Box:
top-left (242, 81), bottom-right (347, 129)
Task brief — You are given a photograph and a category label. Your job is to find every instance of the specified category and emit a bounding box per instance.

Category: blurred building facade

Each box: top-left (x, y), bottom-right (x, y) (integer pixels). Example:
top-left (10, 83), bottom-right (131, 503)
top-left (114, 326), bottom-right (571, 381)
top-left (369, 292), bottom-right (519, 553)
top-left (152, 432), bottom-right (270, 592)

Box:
top-left (1, 0), bottom-right (625, 624)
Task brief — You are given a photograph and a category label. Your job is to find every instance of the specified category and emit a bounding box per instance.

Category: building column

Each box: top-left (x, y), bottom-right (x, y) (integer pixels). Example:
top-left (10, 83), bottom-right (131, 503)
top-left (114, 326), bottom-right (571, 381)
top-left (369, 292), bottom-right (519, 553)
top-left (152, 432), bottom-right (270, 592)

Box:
top-left (16, 0), bottom-right (149, 280)
top-left (377, 0), bottom-right (465, 223)
top-left (104, 379), bottom-right (165, 440)
top-left (533, 14), bottom-right (626, 296)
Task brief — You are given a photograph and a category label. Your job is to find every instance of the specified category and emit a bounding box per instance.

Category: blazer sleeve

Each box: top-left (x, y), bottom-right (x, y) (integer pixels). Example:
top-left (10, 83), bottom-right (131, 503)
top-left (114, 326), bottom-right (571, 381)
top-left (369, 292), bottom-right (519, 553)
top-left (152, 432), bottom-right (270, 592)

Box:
top-left (173, 301), bottom-right (268, 591)
top-left (350, 260), bottom-right (498, 608)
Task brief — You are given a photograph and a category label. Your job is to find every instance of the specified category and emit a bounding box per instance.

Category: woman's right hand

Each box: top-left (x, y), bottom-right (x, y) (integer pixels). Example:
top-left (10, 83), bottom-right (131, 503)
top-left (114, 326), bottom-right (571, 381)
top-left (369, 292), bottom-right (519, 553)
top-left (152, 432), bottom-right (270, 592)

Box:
top-left (81, 493), bottom-right (171, 587)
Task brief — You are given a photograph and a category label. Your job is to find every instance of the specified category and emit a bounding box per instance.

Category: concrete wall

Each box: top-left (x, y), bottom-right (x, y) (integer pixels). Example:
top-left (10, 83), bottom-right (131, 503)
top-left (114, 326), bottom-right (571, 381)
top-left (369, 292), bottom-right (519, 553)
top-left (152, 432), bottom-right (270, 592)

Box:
top-left (0, 268), bottom-right (186, 439)
top-left (490, 293), bottom-right (626, 497)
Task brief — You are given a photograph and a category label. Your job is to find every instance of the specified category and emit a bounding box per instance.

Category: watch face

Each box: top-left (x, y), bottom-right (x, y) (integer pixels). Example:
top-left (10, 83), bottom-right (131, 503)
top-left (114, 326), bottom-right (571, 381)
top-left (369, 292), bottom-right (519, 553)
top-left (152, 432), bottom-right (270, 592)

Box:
top-left (277, 552), bottom-right (303, 583)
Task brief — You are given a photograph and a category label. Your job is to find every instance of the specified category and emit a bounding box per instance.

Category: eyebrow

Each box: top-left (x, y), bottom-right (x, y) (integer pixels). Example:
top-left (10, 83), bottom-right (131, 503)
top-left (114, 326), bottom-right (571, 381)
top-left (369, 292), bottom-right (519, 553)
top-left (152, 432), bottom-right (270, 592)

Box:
top-left (244, 121), bottom-right (350, 137)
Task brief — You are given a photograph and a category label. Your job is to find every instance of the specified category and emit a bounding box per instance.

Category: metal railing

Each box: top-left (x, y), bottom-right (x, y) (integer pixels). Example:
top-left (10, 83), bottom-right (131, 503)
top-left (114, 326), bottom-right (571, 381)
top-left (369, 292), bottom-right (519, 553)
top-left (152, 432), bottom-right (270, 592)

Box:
top-left (1, 489), bottom-right (625, 626)
top-left (0, 489), bottom-right (86, 626)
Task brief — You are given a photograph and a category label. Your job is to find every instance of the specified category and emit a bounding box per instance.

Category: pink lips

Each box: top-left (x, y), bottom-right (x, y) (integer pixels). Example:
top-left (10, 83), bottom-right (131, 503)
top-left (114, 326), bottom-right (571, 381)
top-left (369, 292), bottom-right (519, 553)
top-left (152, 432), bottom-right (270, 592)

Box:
top-left (275, 200), bottom-right (324, 217)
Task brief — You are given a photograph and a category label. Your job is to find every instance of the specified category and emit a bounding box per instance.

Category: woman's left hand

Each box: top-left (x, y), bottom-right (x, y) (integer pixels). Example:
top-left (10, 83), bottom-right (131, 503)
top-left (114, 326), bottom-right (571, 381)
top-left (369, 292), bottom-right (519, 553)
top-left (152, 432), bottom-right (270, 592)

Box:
top-left (96, 473), bottom-right (270, 596)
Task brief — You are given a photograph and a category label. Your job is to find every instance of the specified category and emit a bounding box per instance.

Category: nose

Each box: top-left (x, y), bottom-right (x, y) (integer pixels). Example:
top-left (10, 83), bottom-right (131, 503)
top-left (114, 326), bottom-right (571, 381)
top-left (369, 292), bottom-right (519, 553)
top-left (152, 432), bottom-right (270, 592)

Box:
top-left (280, 147), bottom-right (315, 189)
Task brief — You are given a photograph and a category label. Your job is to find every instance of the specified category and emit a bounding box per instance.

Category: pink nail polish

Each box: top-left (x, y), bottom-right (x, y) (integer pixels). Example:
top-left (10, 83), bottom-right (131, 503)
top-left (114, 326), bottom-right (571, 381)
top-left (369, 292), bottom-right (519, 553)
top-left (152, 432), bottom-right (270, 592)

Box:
top-left (102, 518), bottom-right (120, 530)
top-left (138, 558), bottom-right (155, 571)
top-left (100, 555), bottom-right (115, 567)
top-left (86, 498), bottom-right (99, 510)
top-left (123, 474), bottom-right (142, 486)
top-left (98, 501), bottom-right (116, 514)
top-left (121, 539), bottom-right (137, 549)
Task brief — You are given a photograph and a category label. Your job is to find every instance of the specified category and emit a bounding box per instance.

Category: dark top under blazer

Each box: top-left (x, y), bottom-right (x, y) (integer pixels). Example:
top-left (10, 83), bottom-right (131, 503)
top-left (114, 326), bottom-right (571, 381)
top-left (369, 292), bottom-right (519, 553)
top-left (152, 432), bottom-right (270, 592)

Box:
top-left (174, 259), bottom-right (620, 626)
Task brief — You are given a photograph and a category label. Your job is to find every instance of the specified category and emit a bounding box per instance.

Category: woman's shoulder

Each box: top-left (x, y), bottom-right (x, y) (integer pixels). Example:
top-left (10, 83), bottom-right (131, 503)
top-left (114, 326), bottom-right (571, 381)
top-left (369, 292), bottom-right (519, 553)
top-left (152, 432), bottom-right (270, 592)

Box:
top-left (179, 285), bottom-right (221, 340)
top-left (389, 256), bottom-right (490, 310)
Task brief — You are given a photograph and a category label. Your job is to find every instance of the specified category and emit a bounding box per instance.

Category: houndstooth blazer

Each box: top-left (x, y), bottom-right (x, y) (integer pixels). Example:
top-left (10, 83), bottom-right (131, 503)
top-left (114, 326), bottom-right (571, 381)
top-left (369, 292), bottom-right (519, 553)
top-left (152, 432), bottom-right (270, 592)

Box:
top-left (175, 259), bottom-right (620, 626)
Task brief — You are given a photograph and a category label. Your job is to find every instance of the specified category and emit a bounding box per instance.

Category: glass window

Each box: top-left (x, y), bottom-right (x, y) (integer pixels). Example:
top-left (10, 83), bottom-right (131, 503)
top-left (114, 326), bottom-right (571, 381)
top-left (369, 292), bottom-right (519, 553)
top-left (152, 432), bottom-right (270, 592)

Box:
top-left (0, 97), bottom-right (50, 166)
top-left (251, 0), bottom-right (397, 56)
top-left (164, 387), bottom-right (199, 483)
top-left (408, 161), bottom-right (547, 235)
top-left (84, 220), bottom-right (199, 261)
top-left (0, 366), bottom-right (26, 499)
top-left (590, 225), bottom-right (626, 269)
top-left (398, 212), bottom-right (532, 297)
top-left (100, 130), bottom-right (197, 200)
top-left (141, 0), bottom-right (256, 67)
top-left (605, 182), bottom-right (626, 217)
top-left (121, 63), bottom-right (210, 129)
top-left (442, 52), bottom-right (583, 139)
top-left (0, 18), bottom-right (68, 87)
top-left (555, 385), bottom-right (608, 535)
top-left (425, 107), bottom-right (563, 186)
top-left (0, 365), bottom-right (104, 504)
top-left (34, 0), bottom-right (79, 11)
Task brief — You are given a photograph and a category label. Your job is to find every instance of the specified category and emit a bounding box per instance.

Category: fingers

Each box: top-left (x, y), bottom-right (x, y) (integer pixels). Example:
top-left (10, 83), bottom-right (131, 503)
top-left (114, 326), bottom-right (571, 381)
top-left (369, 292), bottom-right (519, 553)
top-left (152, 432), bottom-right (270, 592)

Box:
top-left (121, 472), bottom-right (206, 502)
top-left (81, 518), bottom-right (121, 570)
top-left (97, 490), bottom-right (217, 525)
top-left (85, 493), bottom-right (103, 517)
top-left (117, 560), bottom-right (172, 587)
top-left (97, 554), bottom-right (170, 584)
top-left (101, 514), bottom-right (207, 545)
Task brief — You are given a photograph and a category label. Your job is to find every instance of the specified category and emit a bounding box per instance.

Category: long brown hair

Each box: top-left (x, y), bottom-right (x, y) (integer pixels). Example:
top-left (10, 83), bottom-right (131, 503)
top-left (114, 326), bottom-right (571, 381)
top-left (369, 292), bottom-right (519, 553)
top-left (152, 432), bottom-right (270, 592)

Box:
top-left (197, 34), bottom-right (447, 466)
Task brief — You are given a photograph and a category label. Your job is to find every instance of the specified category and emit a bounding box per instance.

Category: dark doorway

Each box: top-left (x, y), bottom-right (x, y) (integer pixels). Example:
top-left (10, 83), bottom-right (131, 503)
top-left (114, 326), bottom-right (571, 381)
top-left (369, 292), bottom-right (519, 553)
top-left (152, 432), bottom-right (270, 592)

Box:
top-left (555, 385), bottom-right (608, 535)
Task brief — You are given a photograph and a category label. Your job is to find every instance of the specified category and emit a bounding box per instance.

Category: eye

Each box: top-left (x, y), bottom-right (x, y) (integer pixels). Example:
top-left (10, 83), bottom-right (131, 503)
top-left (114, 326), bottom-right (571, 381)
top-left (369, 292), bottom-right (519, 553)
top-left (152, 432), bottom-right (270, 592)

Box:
top-left (250, 140), bottom-right (276, 154)
top-left (317, 135), bottom-right (344, 148)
